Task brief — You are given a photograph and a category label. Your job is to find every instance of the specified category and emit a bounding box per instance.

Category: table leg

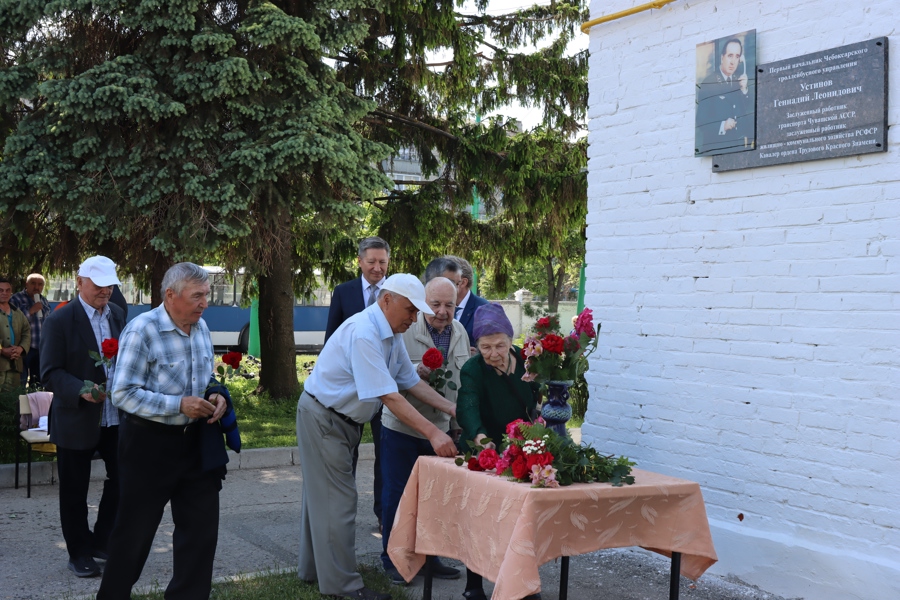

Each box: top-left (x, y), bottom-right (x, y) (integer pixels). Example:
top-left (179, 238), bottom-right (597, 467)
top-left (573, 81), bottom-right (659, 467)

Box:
top-left (559, 555), bottom-right (569, 600)
top-left (422, 555), bottom-right (433, 600)
top-left (669, 552), bottom-right (682, 600)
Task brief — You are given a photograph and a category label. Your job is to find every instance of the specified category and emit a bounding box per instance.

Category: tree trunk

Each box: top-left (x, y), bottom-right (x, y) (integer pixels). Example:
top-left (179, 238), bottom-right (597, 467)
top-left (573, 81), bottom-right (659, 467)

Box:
top-left (545, 258), bottom-right (566, 314)
top-left (256, 218), bottom-right (299, 400)
top-left (150, 252), bottom-right (174, 308)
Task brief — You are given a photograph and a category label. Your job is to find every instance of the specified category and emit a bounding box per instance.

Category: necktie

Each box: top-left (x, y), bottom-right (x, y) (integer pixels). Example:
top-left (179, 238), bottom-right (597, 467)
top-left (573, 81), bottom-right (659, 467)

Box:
top-left (367, 284), bottom-right (377, 307)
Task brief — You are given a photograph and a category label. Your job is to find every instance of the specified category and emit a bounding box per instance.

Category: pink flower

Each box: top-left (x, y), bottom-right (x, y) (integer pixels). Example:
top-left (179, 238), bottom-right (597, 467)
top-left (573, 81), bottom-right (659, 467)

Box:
top-left (506, 419), bottom-right (527, 440)
top-left (574, 308), bottom-right (596, 339)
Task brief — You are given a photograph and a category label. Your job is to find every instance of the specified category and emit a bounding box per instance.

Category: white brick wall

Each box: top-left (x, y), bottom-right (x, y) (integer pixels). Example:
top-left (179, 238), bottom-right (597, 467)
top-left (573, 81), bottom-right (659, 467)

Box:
top-left (584, 1), bottom-right (899, 598)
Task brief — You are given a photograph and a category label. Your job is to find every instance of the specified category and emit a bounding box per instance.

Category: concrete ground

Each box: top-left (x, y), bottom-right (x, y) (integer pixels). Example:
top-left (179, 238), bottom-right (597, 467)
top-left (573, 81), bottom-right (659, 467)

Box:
top-left (0, 444), bottom-right (792, 600)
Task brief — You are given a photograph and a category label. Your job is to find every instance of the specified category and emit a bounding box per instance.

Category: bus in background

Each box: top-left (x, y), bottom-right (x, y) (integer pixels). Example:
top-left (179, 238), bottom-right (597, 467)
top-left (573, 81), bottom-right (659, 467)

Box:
top-left (45, 267), bottom-right (332, 353)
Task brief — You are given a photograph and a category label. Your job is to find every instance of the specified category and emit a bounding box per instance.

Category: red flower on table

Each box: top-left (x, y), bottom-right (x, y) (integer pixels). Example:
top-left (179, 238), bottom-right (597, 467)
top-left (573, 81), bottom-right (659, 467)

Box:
top-left (222, 352), bottom-right (243, 369)
top-left (540, 334), bottom-right (565, 354)
top-left (422, 348), bottom-right (444, 370)
top-left (467, 457), bottom-right (484, 472)
top-left (526, 451), bottom-right (554, 472)
top-left (505, 419), bottom-right (527, 440)
top-left (510, 456), bottom-right (529, 480)
top-left (478, 448), bottom-right (499, 470)
top-left (100, 338), bottom-right (119, 360)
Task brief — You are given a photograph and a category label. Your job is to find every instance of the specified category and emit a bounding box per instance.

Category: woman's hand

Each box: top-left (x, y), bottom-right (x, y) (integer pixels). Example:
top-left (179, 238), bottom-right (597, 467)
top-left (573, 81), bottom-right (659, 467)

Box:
top-left (475, 433), bottom-right (495, 451)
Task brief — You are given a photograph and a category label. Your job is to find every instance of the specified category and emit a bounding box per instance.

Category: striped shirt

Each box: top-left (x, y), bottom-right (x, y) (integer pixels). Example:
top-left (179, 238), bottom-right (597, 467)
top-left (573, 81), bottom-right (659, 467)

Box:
top-left (110, 304), bottom-right (214, 426)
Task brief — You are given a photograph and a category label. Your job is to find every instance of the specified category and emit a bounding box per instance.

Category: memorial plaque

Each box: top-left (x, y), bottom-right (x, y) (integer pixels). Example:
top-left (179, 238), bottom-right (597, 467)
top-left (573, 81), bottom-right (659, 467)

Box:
top-left (713, 37), bottom-right (888, 172)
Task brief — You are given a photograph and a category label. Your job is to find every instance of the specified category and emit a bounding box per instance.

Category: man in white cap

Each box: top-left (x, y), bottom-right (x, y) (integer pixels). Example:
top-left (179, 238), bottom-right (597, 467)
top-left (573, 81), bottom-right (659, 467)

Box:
top-left (296, 273), bottom-right (457, 600)
top-left (41, 255), bottom-right (126, 578)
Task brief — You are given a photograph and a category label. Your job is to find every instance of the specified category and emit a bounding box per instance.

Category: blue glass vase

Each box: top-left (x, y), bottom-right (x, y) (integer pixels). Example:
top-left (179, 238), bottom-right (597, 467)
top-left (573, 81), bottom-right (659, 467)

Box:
top-left (540, 380), bottom-right (573, 438)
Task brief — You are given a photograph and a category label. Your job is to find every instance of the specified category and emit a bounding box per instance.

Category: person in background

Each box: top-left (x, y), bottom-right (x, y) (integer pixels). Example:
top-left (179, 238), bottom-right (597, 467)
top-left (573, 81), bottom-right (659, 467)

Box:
top-left (380, 277), bottom-right (466, 584)
top-left (0, 276), bottom-right (30, 393)
top-left (324, 236), bottom-right (391, 529)
top-left (40, 257), bottom-right (126, 578)
top-left (443, 255), bottom-right (488, 347)
top-left (10, 273), bottom-right (51, 388)
top-left (456, 302), bottom-right (542, 600)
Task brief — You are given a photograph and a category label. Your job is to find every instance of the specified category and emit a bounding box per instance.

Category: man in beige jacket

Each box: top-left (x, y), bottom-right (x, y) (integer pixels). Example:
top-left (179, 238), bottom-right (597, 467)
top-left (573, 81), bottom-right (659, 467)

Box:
top-left (380, 276), bottom-right (469, 584)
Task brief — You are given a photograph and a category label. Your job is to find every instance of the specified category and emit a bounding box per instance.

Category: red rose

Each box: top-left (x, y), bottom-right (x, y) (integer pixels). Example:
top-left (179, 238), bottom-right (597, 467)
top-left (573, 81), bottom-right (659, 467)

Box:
top-left (478, 448), bottom-right (499, 470)
top-left (467, 457), bottom-right (484, 472)
top-left (536, 317), bottom-right (551, 329)
top-left (100, 338), bottom-right (119, 359)
top-left (510, 456), bottom-right (529, 480)
top-left (541, 334), bottom-right (565, 354)
top-left (505, 419), bottom-right (527, 440)
top-left (526, 451), bottom-right (554, 472)
top-left (507, 444), bottom-right (524, 458)
top-left (222, 352), bottom-right (242, 369)
top-left (422, 348), bottom-right (444, 370)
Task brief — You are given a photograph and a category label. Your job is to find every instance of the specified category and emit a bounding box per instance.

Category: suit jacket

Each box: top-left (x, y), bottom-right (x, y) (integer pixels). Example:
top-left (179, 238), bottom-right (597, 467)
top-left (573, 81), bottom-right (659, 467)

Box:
top-left (324, 277), bottom-right (365, 344)
top-left (457, 292), bottom-right (488, 345)
top-left (696, 71), bottom-right (754, 155)
top-left (41, 299), bottom-right (126, 450)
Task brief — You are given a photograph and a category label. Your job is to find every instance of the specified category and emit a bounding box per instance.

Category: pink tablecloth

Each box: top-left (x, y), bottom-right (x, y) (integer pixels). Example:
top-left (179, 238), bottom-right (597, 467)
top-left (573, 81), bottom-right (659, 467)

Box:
top-left (388, 457), bottom-right (718, 600)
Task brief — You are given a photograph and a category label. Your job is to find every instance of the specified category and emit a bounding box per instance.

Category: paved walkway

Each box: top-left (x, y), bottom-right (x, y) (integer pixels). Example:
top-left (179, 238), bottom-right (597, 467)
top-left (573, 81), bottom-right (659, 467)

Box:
top-left (0, 444), bottom-right (790, 600)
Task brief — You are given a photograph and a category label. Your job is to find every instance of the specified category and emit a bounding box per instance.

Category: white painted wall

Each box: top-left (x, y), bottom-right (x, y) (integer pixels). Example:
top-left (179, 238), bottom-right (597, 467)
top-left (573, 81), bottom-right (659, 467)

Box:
top-left (583, 2), bottom-right (899, 598)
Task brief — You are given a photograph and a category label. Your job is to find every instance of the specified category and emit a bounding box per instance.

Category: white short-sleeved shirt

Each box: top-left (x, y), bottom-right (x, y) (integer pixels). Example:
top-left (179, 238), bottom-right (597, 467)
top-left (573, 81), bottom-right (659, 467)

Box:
top-left (304, 303), bottom-right (419, 424)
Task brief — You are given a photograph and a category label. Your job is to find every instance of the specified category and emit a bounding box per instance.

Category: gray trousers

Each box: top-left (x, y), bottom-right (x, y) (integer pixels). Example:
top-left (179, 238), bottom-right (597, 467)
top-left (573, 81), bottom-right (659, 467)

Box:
top-left (296, 390), bottom-right (365, 595)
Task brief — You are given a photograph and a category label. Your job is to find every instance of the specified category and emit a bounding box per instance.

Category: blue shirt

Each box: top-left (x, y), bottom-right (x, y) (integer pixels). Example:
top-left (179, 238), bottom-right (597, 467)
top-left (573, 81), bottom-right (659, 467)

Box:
top-left (77, 296), bottom-right (119, 427)
top-left (110, 304), bottom-right (213, 426)
top-left (304, 303), bottom-right (419, 424)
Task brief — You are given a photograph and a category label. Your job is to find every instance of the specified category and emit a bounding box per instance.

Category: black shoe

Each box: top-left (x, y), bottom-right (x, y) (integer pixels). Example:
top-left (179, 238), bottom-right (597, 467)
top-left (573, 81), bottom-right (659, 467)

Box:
top-left (92, 549), bottom-right (109, 561)
top-left (384, 567), bottom-right (408, 586)
top-left (339, 587), bottom-right (391, 600)
top-left (426, 557), bottom-right (461, 580)
top-left (67, 556), bottom-right (101, 578)
top-left (462, 589), bottom-right (488, 600)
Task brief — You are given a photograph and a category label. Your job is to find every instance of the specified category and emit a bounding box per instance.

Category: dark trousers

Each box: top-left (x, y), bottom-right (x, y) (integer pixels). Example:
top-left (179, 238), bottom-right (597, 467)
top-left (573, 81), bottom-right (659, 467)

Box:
top-left (56, 425), bottom-right (119, 560)
top-left (20, 347), bottom-right (40, 388)
top-left (351, 405), bottom-right (383, 521)
top-left (96, 416), bottom-right (222, 600)
top-left (380, 426), bottom-right (435, 570)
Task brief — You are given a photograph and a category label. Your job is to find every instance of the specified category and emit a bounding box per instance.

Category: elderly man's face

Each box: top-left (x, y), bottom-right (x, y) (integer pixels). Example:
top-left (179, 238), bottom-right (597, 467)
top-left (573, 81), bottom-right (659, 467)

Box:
top-left (382, 291), bottom-right (419, 334)
top-left (25, 278), bottom-right (45, 296)
top-left (0, 282), bottom-right (12, 305)
top-left (77, 276), bottom-right (113, 311)
top-left (358, 248), bottom-right (389, 286)
top-left (165, 281), bottom-right (210, 329)
top-left (721, 41), bottom-right (742, 77)
top-left (425, 282), bottom-right (456, 333)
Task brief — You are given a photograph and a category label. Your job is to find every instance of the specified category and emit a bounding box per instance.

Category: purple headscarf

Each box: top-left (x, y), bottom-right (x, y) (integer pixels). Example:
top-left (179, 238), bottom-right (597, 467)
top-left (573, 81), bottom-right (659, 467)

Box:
top-left (473, 303), bottom-right (513, 341)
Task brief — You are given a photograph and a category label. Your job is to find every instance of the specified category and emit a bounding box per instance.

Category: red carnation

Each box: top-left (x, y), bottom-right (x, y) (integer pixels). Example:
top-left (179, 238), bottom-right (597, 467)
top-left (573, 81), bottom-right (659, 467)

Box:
top-left (511, 456), bottom-right (529, 480)
top-left (506, 444), bottom-right (524, 459)
top-left (505, 419), bottom-right (527, 440)
top-left (541, 334), bottom-right (565, 354)
top-left (536, 317), bottom-right (551, 329)
top-left (574, 308), bottom-right (596, 339)
top-left (100, 338), bottom-right (119, 360)
top-left (222, 351), bottom-right (243, 369)
top-left (478, 448), bottom-right (499, 470)
top-left (422, 348), bottom-right (444, 370)
top-left (467, 457), bottom-right (484, 472)
top-left (526, 451), bottom-right (554, 472)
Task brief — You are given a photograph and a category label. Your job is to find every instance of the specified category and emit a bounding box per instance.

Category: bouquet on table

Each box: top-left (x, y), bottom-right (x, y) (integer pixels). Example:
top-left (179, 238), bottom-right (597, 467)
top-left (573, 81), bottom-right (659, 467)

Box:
top-left (457, 418), bottom-right (635, 487)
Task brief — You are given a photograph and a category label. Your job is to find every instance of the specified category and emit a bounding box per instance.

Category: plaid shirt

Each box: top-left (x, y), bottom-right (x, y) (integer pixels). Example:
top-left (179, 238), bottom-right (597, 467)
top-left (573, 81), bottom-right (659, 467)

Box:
top-left (9, 291), bottom-right (51, 349)
top-left (425, 319), bottom-right (452, 357)
top-left (110, 304), bottom-right (215, 426)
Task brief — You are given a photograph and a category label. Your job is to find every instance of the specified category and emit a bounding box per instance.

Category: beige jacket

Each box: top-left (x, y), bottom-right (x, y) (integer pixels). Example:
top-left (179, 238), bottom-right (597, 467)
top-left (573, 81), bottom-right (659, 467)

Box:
top-left (382, 314), bottom-right (469, 439)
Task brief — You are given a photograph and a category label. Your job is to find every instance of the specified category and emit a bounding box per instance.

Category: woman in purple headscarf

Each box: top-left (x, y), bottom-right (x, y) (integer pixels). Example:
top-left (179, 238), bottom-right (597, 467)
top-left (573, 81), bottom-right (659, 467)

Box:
top-left (456, 302), bottom-right (542, 600)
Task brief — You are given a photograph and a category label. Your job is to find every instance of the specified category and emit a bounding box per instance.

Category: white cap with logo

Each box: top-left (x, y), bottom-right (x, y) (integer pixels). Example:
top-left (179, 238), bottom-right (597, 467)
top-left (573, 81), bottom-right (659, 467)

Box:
top-left (381, 273), bottom-right (434, 316)
top-left (77, 256), bottom-right (122, 287)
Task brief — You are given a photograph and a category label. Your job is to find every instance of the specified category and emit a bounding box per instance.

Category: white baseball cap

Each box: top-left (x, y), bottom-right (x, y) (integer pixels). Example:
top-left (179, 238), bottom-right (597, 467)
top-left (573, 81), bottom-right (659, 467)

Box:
top-left (381, 273), bottom-right (434, 315)
top-left (77, 256), bottom-right (122, 287)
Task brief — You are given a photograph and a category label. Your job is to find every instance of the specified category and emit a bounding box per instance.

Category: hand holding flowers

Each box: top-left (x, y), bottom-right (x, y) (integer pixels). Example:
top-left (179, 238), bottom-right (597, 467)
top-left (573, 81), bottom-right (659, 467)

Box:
top-left (420, 348), bottom-right (457, 395)
top-left (79, 338), bottom-right (118, 402)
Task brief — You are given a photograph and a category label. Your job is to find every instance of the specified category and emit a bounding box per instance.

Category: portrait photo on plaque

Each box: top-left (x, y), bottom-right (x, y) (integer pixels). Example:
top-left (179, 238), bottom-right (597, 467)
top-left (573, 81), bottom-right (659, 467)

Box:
top-left (695, 30), bottom-right (757, 157)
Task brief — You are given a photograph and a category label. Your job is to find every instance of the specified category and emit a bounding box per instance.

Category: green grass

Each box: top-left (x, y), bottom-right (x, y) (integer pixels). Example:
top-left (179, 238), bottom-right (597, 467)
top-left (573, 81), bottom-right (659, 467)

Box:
top-left (130, 564), bottom-right (411, 600)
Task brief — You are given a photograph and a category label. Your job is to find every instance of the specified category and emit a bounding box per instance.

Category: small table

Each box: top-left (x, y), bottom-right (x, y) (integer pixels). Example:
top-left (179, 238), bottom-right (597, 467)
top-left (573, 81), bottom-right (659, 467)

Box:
top-left (388, 457), bottom-right (718, 600)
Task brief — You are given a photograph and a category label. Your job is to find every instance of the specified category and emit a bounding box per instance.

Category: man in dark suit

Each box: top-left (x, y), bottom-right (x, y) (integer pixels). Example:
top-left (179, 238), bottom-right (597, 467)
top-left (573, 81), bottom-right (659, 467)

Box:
top-left (444, 255), bottom-right (489, 346)
top-left (323, 236), bottom-right (390, 529)
top-left (41, 256), bottom-right (126, 578)
top-left (695, 38), bottom-right (754, 156)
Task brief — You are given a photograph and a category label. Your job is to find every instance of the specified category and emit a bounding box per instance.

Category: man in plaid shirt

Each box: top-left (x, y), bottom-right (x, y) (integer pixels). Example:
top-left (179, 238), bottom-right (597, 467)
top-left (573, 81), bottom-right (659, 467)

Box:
top-left (10, 273), bottom-right (51, 388)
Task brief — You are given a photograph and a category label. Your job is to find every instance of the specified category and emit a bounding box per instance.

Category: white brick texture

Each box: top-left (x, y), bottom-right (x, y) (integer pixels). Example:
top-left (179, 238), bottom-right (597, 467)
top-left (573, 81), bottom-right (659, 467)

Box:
top-left (585, 1), bottom-right (899, 598)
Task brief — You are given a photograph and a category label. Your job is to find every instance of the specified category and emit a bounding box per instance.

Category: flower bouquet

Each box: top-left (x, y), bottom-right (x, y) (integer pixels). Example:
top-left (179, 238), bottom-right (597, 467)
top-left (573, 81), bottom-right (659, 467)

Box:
top-left (79, 338), bottom-right (118, 401)
top-left (457, 418), bottom-right (635, 487)
top-left (421, 347), bottom-right (457, 395)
